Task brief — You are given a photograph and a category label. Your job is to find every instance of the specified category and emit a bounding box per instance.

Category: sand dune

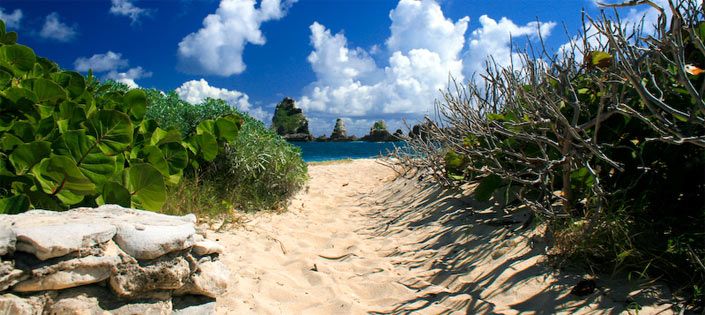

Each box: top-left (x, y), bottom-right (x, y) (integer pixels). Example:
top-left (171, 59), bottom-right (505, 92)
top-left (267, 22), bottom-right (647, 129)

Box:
top-left (211, 159), bottom-right (673, 314)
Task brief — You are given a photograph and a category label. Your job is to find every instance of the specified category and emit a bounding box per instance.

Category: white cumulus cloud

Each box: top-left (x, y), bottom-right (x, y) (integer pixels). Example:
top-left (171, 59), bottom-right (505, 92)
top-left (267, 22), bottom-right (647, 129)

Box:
top-left (105, 67), bottom-right (152, 89)
top-left (110, 0), bottom-right (149, 25)
top-left (74, 51), bottom-right (150, 88)
top-left (175, 79), bottom-right (270, 122)
top-left (0, 8), bottom-right (22, 29)
top-left (40, 12), bottom-right (77, 42)
top-left (299, 0), bottom-right (469, 118)
top-left (176, 79), bottom-right (251, 110)
top-left (297, 0), bottom-right (555, 124)
top-left (464, 15), bottom-right (555, 78)
top-left (74, 51), bottom-right (129, 72)
top-left (177, 0), bottom-right (296, 76)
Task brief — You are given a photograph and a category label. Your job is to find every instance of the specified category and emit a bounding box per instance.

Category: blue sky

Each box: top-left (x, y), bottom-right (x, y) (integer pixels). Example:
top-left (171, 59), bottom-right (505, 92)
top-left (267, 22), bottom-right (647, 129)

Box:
top-left (0, 0), bottom-right (660, 136)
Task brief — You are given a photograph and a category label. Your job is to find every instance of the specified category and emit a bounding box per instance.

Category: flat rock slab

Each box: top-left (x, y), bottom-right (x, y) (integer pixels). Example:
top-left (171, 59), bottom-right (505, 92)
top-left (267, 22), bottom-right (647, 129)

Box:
top-left (3, 205), bottom-right (197, 261)
top-left (13, 223), bottom-right (116, 261)
top-left (114, 223), bottom-right (195, 260)
top-left (12, 255), bottom-right (120, 292)
top-left (0, 223), bottom-right (15, 256)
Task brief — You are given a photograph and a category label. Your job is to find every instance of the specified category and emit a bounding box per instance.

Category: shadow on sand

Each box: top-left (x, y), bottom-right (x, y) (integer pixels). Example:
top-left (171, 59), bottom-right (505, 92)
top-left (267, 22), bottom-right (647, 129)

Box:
top-left (355, 176), bottom-right (673, 315)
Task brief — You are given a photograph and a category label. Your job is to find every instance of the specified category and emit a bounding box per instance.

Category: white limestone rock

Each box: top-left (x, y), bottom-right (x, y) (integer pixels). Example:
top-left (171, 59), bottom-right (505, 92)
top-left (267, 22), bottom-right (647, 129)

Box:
top-left (192, 239), bottom-right (224, 256)
top-left (113, 223), bottom-right (195, 260)
top-left (109, 254), bottom-right (191, 298)
top-left (51, 286), bottom-right (173, 315)
top-left (175, 257), bottom-right (229, 298)
top-left (0, 223), bottom-right (15, 256)
top-left (0, 293), bottom-right (48, 315)
top-left (12, 255), bottom-right (120, 292)
top-left (0, 261), bottom-right (25, 292)
top-left (13, 223), bottom-right (116, 261)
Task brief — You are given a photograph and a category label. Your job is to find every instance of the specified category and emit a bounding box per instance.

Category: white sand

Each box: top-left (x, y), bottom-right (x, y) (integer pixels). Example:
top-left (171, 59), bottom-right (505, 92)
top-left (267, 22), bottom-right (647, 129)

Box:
top-left (211, 159), bottom-right (674, 314)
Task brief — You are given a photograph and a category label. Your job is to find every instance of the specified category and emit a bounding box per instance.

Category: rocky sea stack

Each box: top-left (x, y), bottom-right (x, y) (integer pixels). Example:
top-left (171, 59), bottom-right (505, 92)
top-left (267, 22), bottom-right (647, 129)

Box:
top-left (271, 97), bottom-right (313, 141)
top-left (360, 120), bottom-right (399, 142)
top-left (330, 118), bottom-right (357, 141)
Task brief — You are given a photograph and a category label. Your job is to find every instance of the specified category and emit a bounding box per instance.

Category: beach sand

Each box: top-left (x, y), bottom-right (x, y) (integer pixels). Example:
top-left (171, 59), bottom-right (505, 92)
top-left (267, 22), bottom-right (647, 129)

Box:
top-left (211, 159), bottom-right (673, 314)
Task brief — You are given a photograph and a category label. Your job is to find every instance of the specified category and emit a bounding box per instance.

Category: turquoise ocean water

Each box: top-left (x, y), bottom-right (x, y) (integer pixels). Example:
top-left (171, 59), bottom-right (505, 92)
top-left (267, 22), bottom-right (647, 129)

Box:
top-left (291, 141), bottom-right (404, 162)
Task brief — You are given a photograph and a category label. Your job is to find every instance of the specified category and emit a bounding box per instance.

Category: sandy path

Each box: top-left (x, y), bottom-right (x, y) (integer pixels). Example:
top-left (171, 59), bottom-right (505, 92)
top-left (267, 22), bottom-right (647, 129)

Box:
top-left (211, 159), bottom-right (674, 315)
top-left (213, 159), bottom-right (419, 314)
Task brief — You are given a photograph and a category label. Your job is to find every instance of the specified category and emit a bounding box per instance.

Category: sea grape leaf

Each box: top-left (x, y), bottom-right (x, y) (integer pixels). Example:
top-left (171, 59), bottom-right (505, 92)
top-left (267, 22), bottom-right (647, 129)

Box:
top-left (122, 163), bottom-right (165, 211)
top-left (142, 145), bottom-right (170, 177)
top-left (54, 130), bottom-right (117, 188)
top-left (215, 116), bottom-right (239, 142)
top-left (160, 142), bottom-right (188, 173)
top-left (51, 71), bottom-right (86, 99)
top-left (0, 133), bottom-right (23, 151)
top-left (139, 119), bottom-right (158, 135)
top-left (123, 89), bottom-right (147, 121)
top-left (191, 133), bottom-right (218, 162)
top-left (474, 174), bottom-right (503, 202)
top-left (587, 51), bottom-right (612, 69)
top-left (10, 121), bottom-right (35, 142)
top-left (32, 155), bottom-right (96, 205)
top-left (0, 44), bottom-right (36, 73)
top-left (9, 141), bottom-right (51, 175)
top-left (149, 127), bottom-right (182, 146)
top-left (100, 181), bottom-right (131, 207)
top-left (26, 190), bottom-right (63, 211)
top-left (21, 78), bottom-right (67, 105)
top-left (444, 150), bottom-right (467, 181)
top-left (0, 194), bottom-right (29, 214)
top-left (1, 32), bottom-right (18, 45)
top-left (196, 120), bottom-right (216, 136)
top-left (0, 69), bottom-right (12, 87)
top-left (84, 109), bottom-right (133, 155)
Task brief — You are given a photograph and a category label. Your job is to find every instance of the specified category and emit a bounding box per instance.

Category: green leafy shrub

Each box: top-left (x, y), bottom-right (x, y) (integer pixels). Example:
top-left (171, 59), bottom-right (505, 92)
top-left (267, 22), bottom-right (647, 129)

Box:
top-left (399, 2), bottom-right (705, 307)
top-left (144, 93), bottom-right (308, 213)
top-left (0, 21), bottom-right (241, 212)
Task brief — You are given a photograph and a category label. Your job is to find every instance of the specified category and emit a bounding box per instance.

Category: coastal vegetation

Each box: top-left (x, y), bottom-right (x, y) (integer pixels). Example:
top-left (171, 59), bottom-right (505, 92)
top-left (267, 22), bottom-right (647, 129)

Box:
top-left (0, 22), bottom-right (307, 216)
top-left (395, 1), bottom-right (705, 308)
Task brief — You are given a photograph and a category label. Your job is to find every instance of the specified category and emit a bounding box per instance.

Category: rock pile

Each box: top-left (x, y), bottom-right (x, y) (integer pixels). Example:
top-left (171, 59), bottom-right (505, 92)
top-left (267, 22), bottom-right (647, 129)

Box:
top-left (0, 205), bottom-right (228, 314)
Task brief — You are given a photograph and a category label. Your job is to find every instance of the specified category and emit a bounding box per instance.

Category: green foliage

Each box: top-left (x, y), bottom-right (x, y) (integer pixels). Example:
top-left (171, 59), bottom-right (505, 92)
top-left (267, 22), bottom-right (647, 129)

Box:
top-left (413, 5), bottom-right (705, 305)
top-left (220, 115), bottom-right (308, 211)
top-left (372, 120), bottom-right (388, 132)
top-left (0, 23), bottom-right (241, 212)
top-left (145, 91), bottom-right (308, 213)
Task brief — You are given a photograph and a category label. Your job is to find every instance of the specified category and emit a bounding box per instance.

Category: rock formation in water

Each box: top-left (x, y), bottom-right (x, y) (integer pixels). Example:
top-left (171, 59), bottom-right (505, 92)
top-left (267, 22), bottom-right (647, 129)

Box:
top-left (0, 205), bottom-right (228, 314)
top-left (361, 120), bottom-right (396, 142)
top-left (271, 97), bottom-right (313, 141)
top-left (408, 121), bottom-right (435, 141)
top-left (330, 118), bottom-right (355, 142)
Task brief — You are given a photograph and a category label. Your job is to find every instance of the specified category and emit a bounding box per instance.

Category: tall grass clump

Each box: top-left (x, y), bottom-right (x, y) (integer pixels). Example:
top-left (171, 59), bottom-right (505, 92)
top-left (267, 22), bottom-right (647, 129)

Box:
top-left (143, 93), bottom-right (308, 215)
top-left (394, 1), bottom-right (704, 309)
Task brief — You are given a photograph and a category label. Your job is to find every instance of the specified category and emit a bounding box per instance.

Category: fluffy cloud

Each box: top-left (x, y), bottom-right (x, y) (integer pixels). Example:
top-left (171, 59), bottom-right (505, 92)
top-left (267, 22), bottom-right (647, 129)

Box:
top-left (105, 67), bottom-right (152, 89)
top-left (298, 0), bottom-right (466, 118)
top-left (298, 0), bottom-right (555, 123)
top-left (175, 79), bottom-right (270, 122)
top-left (74, 51), bottom-right (150, 88)
top-left (0, 8), bottom-right (22, 29)
top-left (464, 15), bottom-right (555, 78)
top-left (176, 79), bottom-right (251, 110)
top-left (40, 12), bottom-right (77, 42)
top-left (177, 0), bottom-right (296, 76)
top-left (74, 51), bottom-right (129, 72)
top-left (110, 0), bottom-right (148, 24)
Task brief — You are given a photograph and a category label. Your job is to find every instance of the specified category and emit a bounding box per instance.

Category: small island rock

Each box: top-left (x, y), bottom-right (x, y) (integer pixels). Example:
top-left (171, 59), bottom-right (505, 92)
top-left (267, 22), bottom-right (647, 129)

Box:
top-left (271, 97), bottom-right (313, 141)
